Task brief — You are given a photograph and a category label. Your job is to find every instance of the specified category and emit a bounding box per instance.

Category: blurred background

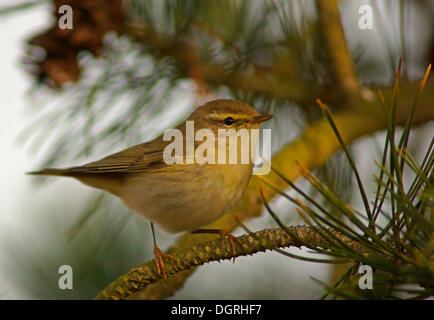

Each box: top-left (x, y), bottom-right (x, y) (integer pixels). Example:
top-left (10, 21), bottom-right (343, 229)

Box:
top-left (0, 0), bottom-right (432, 299)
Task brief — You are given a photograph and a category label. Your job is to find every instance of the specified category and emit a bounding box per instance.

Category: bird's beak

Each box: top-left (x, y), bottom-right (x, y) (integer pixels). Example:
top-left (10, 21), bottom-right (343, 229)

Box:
top-left (251, 114), bottom-right (273, 124)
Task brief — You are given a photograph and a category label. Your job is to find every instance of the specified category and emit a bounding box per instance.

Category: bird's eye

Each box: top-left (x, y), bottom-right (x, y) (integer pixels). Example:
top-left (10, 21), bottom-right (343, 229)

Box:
top-left (223, 117), bottom-right (234, 126)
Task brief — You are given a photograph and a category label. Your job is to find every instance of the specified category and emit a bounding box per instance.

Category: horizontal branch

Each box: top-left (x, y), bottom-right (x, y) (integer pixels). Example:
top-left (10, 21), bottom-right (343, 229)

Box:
top-left (95, 226), bottom-right (360, 300)
top-left (126, 24), bottom-right (310, 104)
top-left (127, 24), bottom-right (434, 117)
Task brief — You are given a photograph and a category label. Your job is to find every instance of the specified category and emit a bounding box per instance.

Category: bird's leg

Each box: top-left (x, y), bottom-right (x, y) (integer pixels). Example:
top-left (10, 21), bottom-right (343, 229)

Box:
top-left (191, 229), bottom-right (240, 262)
top-left (150, 223), bottom-right (176, 280)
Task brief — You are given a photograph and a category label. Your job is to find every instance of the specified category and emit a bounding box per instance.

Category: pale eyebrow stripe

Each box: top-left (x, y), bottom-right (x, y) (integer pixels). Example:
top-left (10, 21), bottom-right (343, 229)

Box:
top-left (205, 113), bottom-right (246, 121)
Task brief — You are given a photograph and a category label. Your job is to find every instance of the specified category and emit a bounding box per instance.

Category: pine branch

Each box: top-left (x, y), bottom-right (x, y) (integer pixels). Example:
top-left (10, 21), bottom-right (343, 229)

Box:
top-left (95, 226), bottom-right (361, 300)
top-left (126, 24), bottom-right (310, 104)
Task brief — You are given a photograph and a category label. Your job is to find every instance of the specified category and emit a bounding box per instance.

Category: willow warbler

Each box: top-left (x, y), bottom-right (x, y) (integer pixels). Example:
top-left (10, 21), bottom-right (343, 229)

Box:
top-left (29, 99), bottom-right (272, 278)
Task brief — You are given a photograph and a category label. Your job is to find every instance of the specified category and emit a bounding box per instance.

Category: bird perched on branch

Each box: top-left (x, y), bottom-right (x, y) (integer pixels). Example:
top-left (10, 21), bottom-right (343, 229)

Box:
top-left (29, 99), bottom-right (272, 279)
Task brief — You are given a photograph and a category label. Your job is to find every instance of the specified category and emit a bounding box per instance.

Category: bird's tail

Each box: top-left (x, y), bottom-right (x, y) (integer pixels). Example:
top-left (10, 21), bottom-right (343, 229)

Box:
top-left (27, 167), bottom-right (122, 196)
top-left (27, 168), bottom-right (71, 176)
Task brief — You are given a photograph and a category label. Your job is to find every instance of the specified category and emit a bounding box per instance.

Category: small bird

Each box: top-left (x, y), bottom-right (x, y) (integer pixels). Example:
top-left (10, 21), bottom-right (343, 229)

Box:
top-left (29, 99), bottom-right (272, 278)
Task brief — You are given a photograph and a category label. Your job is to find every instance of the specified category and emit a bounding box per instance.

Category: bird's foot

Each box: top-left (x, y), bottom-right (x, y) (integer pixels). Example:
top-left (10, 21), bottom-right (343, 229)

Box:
top-left (218, 230), bottom-right (240, 263)
top-left (153, 246), bottom-right (176, 280)
top-left (192, 229), bottom-right (240, 263)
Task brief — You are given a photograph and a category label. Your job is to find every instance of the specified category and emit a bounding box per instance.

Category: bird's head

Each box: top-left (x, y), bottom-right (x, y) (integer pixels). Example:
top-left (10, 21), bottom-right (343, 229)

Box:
top-left (188, 99), bottom-right (273, 132)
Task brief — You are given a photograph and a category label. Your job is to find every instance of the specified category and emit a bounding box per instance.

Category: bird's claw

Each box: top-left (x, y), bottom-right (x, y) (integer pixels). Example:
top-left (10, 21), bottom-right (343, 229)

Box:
top-left (219, 230), bottom-right (240, 263)
top-left (153, 246), bottom-right (176, 280)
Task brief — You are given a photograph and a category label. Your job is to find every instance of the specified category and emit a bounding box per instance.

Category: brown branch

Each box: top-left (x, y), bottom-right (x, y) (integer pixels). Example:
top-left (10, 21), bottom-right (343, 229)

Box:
top-left (316, 0), bottom-right (361, 101)
top-left (126, 24), bottom-right (311, 104)
top-left (125, 23), bottom-right (434, 113)
top-left (95, 226), bottom-right (361, 300)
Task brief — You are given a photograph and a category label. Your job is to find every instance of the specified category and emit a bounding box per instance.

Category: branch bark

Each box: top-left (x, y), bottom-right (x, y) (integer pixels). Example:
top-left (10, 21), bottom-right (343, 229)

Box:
top-left (96, 226), bottom-right (362, 300)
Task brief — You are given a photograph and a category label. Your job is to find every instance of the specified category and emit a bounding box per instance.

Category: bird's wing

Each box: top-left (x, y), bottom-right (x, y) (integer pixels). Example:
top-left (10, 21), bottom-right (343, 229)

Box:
top-left (65, 141), bottom-right (167, 174)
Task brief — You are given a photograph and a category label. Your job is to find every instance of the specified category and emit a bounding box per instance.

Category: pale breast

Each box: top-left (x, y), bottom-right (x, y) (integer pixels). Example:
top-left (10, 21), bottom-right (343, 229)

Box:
top-left (120, 163), bottom-right (253, 233)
